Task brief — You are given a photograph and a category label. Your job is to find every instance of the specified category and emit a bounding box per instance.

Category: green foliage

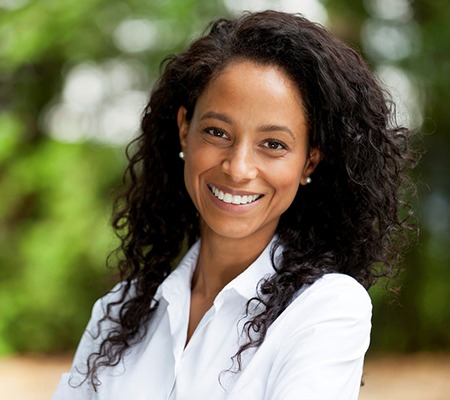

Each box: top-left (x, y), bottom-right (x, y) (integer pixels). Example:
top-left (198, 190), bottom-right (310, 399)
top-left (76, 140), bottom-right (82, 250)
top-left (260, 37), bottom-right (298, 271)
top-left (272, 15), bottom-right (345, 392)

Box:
top-left (329, 0), bottom-right (450, 352)
top-left (0, 137), bottom-right (123, 353)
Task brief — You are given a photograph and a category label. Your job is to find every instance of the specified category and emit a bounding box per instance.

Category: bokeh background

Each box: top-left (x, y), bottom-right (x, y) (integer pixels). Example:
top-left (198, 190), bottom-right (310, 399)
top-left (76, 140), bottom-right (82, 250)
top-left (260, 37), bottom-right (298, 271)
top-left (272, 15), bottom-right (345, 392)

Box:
top-left (0, 0), bottom-right (449, 381)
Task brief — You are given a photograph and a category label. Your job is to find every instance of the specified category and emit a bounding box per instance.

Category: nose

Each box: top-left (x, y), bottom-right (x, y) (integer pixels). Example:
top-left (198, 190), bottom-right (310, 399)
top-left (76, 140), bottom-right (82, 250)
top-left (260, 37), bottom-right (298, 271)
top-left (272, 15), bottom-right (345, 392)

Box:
top-left (221, 142), bottom-right (258, 182)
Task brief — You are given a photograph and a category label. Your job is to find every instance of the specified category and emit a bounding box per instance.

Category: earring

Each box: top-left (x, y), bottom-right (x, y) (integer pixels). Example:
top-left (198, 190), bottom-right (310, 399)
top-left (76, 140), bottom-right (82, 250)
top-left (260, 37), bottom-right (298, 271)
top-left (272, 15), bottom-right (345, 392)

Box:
top-left (306, 177), bottom-right (312, 184)
top-left (179, 151), bottom-right (185, 160)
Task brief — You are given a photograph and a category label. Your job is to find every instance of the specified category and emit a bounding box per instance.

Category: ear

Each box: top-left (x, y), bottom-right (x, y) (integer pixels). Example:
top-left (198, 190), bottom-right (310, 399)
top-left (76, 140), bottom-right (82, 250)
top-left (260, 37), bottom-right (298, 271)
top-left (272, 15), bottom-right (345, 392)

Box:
top-left (177, 106), bottom-right (189, 151)
top-left (301, 147), bottom-right (321, 185)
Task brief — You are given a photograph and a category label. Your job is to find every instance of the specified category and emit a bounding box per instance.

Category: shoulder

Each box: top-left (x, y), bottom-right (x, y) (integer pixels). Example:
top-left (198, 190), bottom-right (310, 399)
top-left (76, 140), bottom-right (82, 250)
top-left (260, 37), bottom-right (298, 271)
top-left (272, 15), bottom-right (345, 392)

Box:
top-left (85, 281), bottom-right (137, 338)
top-left (242, 274), bottom-right (372, 400)
top-left (271, 273), bottom-right (372, 339)
top-left (65, 282), bottom-right (134, 375)
top-left (296, 273), bottom-right (372, 319)
top-left (293, 273), bottom-right (371, 310)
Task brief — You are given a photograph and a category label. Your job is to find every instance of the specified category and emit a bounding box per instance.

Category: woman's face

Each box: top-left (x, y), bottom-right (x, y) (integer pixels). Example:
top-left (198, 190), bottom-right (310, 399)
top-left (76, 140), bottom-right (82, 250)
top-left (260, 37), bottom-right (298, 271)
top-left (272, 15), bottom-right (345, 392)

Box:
top-left (178, 60), bottom-right (320, 243)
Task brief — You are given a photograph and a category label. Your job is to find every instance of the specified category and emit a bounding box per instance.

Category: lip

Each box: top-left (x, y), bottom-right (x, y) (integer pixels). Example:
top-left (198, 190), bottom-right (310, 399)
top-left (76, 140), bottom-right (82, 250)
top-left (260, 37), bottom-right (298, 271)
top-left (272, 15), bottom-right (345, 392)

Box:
top-left (207, 182), bottom-right (262, 197)
top-left (206, 183), bottom-right (263, 213)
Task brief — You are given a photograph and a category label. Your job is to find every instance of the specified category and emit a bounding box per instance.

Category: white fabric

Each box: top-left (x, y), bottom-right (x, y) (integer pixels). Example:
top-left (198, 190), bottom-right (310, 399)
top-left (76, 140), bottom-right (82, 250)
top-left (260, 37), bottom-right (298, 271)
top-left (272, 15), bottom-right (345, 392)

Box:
top-left (52, 240), bottom-right (372, 400)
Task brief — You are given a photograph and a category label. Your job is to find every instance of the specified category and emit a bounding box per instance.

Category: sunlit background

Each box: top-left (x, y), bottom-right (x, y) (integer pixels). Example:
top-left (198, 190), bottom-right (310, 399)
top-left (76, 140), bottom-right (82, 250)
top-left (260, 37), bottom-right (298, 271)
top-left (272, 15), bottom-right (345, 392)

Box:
top-left (1, 0), bottom-right (449, 374)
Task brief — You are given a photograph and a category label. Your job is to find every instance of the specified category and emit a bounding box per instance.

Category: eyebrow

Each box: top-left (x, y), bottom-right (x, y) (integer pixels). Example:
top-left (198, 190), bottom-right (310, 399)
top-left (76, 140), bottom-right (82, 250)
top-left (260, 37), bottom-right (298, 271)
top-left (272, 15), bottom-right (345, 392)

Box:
top-left (260, 124), bottom-right (295, 140)
top-left (200, 111), bottom-right (233, 124)
top-left (200, 111), bottom-right (295, 140)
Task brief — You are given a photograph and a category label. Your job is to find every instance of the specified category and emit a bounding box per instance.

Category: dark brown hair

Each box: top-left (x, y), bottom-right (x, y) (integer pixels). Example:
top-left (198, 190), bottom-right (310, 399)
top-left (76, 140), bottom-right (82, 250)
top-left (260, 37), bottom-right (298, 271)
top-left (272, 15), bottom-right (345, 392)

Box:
top-left (83, 10), bottom-right (416, 388)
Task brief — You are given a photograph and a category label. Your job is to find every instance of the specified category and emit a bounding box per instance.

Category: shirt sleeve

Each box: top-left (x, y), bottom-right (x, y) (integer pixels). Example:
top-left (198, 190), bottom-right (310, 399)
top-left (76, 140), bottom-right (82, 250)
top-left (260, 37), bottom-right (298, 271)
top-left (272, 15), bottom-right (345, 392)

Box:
top-left (264, 274), bottom-right (372, 400)
top-left (51, 283), bottom-right (126, 400)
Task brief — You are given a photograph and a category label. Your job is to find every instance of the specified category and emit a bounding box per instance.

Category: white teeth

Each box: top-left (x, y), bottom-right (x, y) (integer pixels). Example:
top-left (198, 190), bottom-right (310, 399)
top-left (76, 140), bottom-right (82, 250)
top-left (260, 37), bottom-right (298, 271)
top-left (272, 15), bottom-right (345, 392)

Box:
top-left (223, 193), bottom-right (232, 203)
top-left (232, 195), bottom-right (241, 205)
top-left (209, 185), bottom-right (261, 205)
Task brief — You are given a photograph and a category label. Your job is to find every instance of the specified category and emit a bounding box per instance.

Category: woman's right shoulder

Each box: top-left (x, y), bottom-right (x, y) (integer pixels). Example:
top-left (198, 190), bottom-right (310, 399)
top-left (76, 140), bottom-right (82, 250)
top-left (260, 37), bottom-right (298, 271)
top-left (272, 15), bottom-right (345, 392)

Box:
top-left (90, 280), bottom-right (136, 322)
top-left (67, 282), bottom-right (136, 364)
top-left (51, 282), bottom-right (137, 398)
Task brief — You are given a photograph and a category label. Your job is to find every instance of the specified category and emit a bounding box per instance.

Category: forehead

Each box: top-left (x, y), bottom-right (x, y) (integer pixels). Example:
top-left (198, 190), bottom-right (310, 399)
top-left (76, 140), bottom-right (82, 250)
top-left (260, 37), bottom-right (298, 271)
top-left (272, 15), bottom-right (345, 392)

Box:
top-left (207, 59), bottom-right (301, 99)
top-left (192, 60), bottom-right (307, 130)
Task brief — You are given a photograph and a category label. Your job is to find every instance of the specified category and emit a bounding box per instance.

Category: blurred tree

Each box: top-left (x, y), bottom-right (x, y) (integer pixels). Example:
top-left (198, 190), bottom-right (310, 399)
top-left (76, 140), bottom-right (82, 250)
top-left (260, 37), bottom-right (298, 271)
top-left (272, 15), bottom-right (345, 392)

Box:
top-left (327, 0), bottom-right (450, 351)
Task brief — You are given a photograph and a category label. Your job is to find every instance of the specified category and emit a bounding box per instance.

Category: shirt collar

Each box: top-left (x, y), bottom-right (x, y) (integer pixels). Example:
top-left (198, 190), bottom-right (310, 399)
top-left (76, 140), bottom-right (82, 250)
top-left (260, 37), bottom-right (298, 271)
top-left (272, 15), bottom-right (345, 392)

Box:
top-left (219, 235), bottom-right (279, 301)
top-left (156, 241), bottom-right (200, 305)
top-left (156, 236), bottom-right (280, 304)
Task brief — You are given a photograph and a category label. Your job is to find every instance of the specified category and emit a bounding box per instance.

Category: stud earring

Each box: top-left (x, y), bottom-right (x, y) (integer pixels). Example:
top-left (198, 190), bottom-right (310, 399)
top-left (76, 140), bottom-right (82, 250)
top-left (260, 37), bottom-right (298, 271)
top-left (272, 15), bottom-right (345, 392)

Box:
top-left (179, 151), bottom-right (185, 160)
top-left (306, 177), bottom-right (312, 184)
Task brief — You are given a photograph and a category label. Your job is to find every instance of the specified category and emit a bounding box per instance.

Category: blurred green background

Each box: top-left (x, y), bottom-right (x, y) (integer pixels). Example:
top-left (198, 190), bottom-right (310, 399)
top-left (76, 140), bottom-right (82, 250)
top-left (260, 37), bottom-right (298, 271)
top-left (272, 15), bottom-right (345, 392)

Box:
top-left (0, 0), bottom-right (449, 356)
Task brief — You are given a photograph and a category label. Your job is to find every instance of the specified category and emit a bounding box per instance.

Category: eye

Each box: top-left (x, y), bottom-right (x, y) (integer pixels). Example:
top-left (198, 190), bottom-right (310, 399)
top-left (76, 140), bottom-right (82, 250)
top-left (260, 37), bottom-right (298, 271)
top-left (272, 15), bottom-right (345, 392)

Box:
top-left (262, 139), bottom-right (287, 151)
top-left (203, 127), bottom-right (229, 139)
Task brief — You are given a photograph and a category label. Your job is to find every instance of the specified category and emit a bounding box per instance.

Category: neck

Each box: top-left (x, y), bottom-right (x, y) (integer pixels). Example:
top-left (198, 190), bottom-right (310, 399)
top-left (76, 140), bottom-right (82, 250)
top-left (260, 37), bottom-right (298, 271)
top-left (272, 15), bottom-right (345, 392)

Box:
top-left (192, 224), bottom-right (275, 298)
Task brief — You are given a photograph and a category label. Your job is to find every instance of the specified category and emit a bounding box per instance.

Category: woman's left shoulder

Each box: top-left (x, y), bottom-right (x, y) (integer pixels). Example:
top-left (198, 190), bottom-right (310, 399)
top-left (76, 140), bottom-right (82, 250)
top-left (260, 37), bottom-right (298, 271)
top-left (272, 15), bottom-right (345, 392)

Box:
top-left (274, 273), bottom-right (372, 336)
top-left (293, 273), bottom-right (371, 308)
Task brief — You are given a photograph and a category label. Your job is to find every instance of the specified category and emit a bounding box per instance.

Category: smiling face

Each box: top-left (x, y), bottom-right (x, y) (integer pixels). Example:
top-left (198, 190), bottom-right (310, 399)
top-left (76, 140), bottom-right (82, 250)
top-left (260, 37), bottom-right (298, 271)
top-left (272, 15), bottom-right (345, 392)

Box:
top-left (177, 60), bottom-right (320, 243)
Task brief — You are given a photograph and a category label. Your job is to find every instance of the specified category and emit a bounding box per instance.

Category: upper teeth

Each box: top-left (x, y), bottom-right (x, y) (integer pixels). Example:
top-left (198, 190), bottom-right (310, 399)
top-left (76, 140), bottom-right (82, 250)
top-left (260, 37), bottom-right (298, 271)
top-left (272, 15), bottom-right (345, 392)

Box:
top-left (209, 185), bottom-right (261, 205)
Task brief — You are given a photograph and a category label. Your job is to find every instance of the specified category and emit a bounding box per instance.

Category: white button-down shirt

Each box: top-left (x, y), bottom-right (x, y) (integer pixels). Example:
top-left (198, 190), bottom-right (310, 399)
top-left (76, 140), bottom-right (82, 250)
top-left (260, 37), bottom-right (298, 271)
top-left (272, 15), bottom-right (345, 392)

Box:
top-left (53, 239), bottom-right (372, 399)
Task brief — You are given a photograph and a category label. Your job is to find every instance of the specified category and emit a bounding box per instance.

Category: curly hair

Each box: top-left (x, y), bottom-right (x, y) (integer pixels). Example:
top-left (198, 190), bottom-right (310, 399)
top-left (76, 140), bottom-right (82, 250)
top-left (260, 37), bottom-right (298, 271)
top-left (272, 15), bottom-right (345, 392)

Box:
top-left (83, 10), bottom-right (416, 388)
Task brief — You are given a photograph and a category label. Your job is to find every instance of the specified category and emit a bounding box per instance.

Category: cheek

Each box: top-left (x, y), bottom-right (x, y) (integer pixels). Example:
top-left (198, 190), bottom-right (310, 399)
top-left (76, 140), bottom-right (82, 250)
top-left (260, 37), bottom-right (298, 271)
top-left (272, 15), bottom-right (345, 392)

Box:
top-left (186, 143), bottom-right (221, 178)
top-left (270, 164), bottom-right (304, 206)
top-left (183, 150), bottom-right (212, 199)
top-left (183, 159), bottom-right (198, 200)
top-left (278, 177), bottom-right (301, 202)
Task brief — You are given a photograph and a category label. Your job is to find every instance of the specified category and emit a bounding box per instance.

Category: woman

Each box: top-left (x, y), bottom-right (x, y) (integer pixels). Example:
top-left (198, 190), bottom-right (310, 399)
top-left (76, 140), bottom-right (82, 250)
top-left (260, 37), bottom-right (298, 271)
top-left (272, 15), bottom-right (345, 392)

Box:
top-left (53, 10), bottom-right (415, 400)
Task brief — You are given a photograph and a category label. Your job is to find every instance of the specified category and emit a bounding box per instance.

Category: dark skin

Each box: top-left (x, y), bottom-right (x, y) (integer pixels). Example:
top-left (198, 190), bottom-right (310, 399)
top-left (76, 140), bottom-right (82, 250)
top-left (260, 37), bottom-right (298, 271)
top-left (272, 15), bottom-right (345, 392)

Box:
top-left (186, 230), bottom-right (270, 344)
top-left (177, 61), bottom-right (320, 346)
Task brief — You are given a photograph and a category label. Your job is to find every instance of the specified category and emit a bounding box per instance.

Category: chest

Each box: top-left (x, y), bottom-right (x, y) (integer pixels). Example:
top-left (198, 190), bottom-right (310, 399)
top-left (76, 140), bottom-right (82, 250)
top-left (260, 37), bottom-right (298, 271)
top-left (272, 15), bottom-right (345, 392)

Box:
top-left (97, 292), bottom-right (274, 400)
top-left (186, 291), bottom-right (216, 345)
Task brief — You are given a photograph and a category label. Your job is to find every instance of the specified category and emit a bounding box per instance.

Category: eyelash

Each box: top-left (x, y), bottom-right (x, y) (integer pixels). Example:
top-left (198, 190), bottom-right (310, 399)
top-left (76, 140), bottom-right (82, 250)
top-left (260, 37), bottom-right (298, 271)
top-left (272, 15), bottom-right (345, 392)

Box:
top-left (262, 139), bottom-right (287, 151)
top-left (202, 128), bottom-right (288, 152)
top-left (203, 127), bottom-right (228, 139)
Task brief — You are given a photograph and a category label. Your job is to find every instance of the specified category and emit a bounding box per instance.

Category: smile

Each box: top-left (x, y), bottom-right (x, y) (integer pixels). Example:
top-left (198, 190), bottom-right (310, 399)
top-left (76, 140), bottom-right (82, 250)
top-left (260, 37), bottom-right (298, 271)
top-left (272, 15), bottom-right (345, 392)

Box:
top-left (208, 184), bottom-right (262, 205)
